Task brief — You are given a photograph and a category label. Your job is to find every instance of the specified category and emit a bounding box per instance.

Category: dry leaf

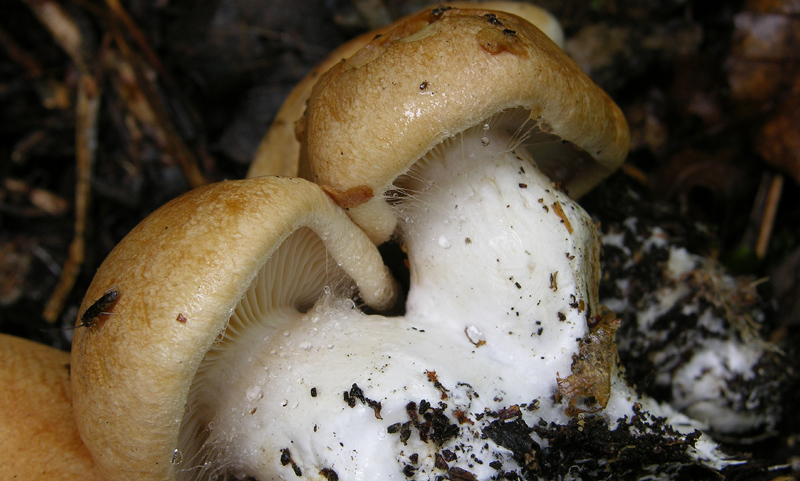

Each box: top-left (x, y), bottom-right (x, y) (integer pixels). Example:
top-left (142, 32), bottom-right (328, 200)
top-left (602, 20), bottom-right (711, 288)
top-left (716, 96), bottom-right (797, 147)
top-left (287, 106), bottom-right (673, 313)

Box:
top-left (556, 312), bottom-right (621, 417)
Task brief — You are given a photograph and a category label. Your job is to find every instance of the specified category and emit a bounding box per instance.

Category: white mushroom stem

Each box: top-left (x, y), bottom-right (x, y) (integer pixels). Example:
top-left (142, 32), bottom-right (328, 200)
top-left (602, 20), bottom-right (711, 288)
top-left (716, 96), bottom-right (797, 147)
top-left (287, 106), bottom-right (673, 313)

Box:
top-left (396, 121), bottom-right (601, 411)
top-left (185, 120), bottom-right (730, 480)
top-left (395, 120), bottom-right (729, 467)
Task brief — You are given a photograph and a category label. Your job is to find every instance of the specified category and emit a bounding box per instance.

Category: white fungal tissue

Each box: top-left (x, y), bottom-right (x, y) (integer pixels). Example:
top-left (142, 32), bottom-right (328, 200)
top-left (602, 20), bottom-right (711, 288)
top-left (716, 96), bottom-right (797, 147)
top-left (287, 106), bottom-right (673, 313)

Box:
top-left (600, 204), bottom-right (783, 437)
top-left (186, 128), bottom-right (733, 480)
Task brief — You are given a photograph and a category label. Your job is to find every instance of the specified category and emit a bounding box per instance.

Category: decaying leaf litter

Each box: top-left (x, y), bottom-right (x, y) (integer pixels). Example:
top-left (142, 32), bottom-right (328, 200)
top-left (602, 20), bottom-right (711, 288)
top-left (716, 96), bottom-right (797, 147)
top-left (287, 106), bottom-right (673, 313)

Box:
top-left (0, 0), bottom-right (798, 478)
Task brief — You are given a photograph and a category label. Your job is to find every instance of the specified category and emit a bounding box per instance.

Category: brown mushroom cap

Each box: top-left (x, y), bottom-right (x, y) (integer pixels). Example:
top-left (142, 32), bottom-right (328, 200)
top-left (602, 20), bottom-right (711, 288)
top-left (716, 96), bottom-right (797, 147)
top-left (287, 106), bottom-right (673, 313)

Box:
top-left (70, 176), bottom-right (396, 480)
top-left (0, 334), bottom-right (102, 481)
top-left (298, 6), bottom-right (629, 244)
top-left (246, 1), bottom-right (565, 179)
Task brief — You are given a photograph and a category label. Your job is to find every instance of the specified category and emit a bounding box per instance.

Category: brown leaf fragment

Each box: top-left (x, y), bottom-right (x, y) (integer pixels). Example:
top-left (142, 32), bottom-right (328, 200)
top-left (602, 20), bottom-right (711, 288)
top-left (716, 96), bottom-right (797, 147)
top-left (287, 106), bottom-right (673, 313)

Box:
top-left (476, 26), bottom-right (526, 57)
top-left (745, 0), bottom-right (800, 13)
top-left (754, 86), bottom-right (800, 184)
top-left (435, 452), bottom-right (449, 470)
top-left (453, 409), bottom-right (474, 425)
top-left (556, 312), bottom-right (621, 417)
top-left (728, 11), bottom-right (800, 104)
top-left (321, 185), bottom-right (374, 209)
top-left (498, 404), bottom-right (522, 421)
top-left (426, 370), bottom-right (450, 398)
top-left (320, 467), bottom-right (339, 481)
top-left (551, 201), bottom-right (573, 234)
top-left (727, 3), bottom-right (800, 184)
top-left (447, 466), bottom-right (478, 481)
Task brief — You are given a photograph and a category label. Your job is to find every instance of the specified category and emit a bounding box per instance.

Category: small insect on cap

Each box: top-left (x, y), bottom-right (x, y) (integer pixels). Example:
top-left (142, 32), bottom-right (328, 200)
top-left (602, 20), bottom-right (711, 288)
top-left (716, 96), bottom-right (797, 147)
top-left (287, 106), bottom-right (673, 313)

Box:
top-left (0, 334), bottom-right (103, 480)
top-left (70, 176), bottom-right (397, 481)
top-left (77, 287), bottom-right (119, 329)
top-left (297, 5), bottom-right (629, 244)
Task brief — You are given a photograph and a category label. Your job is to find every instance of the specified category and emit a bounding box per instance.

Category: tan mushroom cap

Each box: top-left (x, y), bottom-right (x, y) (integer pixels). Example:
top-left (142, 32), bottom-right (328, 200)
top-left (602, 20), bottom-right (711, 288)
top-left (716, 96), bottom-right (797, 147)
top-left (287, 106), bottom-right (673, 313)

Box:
top-left (0, 334), bottom-right (103, 481)
top-left (298, 6), bottom-right (630, 244)
top-left (246, 1), bottom-right (564, 179)
top-left (70, 176), bottom-right (396, 481)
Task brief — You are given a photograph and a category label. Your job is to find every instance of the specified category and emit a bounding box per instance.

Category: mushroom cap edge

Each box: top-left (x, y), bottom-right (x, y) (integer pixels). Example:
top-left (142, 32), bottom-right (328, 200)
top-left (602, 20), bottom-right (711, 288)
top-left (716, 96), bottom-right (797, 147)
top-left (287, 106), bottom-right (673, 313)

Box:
top-left (70, 176), bottom-right (396, 481)
top-left (298, 7), bottom-right (630, 244)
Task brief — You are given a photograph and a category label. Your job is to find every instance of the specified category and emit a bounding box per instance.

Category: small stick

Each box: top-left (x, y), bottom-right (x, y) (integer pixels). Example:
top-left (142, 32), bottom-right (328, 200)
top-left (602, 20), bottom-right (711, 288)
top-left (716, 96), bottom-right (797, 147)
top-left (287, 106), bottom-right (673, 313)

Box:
top-left (0, 24), bottom-right (42, 77)
top-left (620, 162), bottom-right (649, 187)
top-left (22, 0), bottom-right (88, 71)
top-left (755, 174), bottom-right (783, 259)
top-left (107, 28), bottom-right (206, 188)
top-left (43, 74), bottom-right (101, 322)
top-left (103, 0), bottom-right (166, 76)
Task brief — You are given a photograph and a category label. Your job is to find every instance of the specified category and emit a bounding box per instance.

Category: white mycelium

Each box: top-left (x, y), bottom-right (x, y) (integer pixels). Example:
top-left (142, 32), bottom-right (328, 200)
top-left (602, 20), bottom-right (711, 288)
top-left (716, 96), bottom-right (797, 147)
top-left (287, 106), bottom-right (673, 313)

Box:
top-left (602, 210), bottom-right (781, 437)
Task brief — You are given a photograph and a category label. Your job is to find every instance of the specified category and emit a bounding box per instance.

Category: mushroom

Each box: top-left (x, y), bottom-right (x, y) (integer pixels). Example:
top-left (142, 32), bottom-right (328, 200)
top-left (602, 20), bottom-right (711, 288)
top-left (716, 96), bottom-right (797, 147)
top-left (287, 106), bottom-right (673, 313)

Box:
top-left (299, 5), bottom-right (627, 245)
top-left (73, 6), bottom-right (732, 481)
top-left (247, 1), bottom-right (564, 179)
top-left (70, 176), bottom-right (396, 480)
top-left (289, 5), bottom-right (727, 477)
top-left (0, 333), bottom-right (102, 480)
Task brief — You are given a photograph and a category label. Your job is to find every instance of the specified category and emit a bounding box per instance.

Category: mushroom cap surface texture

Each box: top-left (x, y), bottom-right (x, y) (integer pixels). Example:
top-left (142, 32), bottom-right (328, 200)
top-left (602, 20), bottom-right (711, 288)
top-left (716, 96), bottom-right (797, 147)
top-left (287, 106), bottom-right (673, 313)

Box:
top-left (299, 6), bottom-right (629, 244)
top-left (247, 1), bottom-right (564, 180)
top-left (70, 176), bottom-right (396, 481)
top-left (0, 334), bottom-right (103, 481)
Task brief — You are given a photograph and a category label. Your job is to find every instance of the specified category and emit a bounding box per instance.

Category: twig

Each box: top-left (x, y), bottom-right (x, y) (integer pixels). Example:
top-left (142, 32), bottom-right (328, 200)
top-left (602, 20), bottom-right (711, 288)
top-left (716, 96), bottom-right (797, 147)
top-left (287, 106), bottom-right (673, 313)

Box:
top-left (108, 25), bottom-right (207, 188)
top-left (0, 24), bottom-right (43, 77)
top-left (755, 174), bottom-right (783, 259)
top-left (22, 0), bottom-right (101, 322)
top-left (43, 73), bottom-right (101, 322)
top-left (22, 0), bottom-right (88, 71)
top-left (103, 0), bottom-right (167, 76)
top-left (11, 130), bottom-right (47, 164)
top-left (620, 162), bottom-right (649, 186)
top-left (3, 178), bottom-right (70, 216)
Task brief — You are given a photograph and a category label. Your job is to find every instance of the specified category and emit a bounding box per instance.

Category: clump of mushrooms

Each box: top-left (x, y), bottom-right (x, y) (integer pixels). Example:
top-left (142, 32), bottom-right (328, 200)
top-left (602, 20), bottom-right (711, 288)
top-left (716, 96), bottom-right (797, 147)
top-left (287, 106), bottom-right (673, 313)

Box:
top-left (71, 5), bottom-right (734, 481)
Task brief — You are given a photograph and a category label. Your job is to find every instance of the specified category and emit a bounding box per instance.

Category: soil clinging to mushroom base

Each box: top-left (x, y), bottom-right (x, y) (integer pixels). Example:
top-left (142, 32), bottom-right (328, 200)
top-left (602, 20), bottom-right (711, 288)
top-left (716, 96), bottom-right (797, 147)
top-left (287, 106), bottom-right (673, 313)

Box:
top-left (181, 119), bottom-right (732, 480)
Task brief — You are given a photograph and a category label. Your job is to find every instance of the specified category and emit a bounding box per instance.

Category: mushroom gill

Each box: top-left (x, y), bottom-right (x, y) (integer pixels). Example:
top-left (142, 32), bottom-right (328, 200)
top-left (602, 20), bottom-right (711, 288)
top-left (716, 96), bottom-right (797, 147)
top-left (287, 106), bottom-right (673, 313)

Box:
top-left (178, 227), bottom-right (351, 480)
top-left (70, 177), bottom-right (396, 481)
